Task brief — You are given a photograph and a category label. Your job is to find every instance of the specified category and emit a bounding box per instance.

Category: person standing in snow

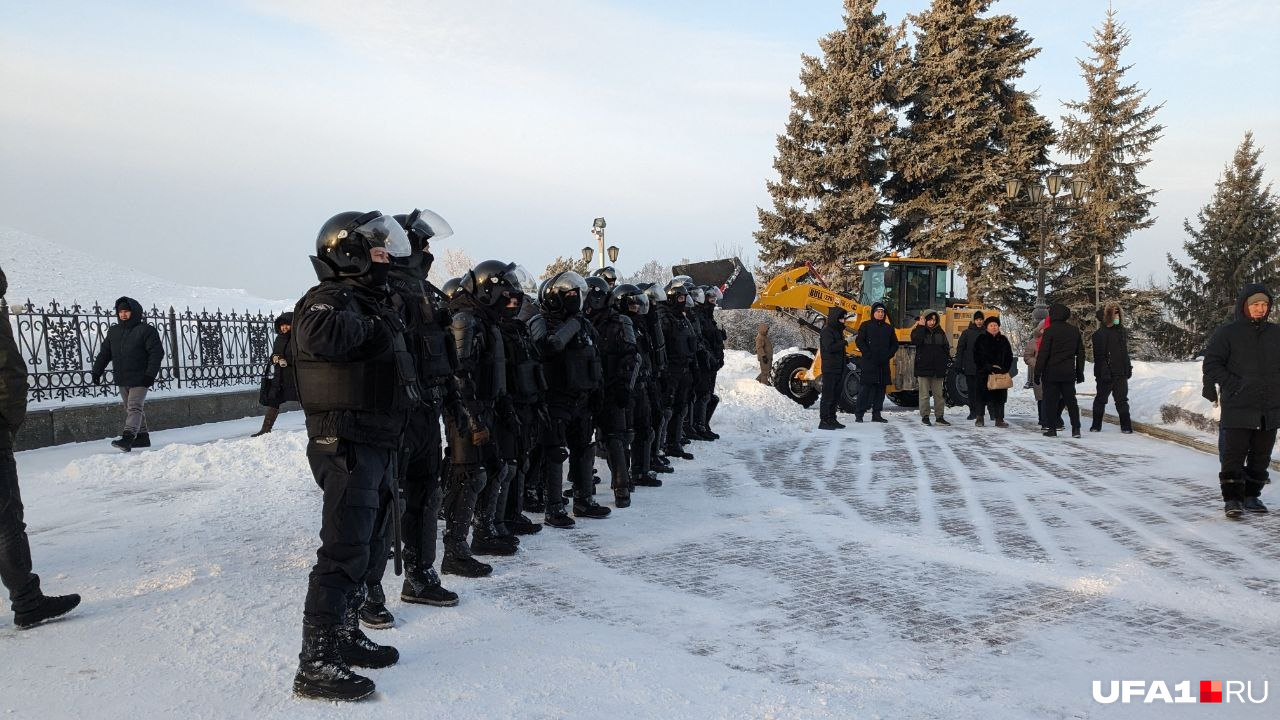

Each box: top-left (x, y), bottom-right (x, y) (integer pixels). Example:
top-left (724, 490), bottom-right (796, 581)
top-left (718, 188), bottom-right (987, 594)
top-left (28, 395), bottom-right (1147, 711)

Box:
top-left (90, 296), bottom-right (164, 452)
top-left (854, 302), bottom-right (895, 423)
top-left (755, 323), bottom-right (773, 384)
top-left (1089, 303), bottom-right (1133, 433)
top-left (973, 316), bottom-right (1014, 427)
top-left (252, 312), bottom-right (297, 437)
top-left (1202, 284), bottom-right (1280, 518)
top-left (912, 311), bottom-right (950, 426)
top-left (290, 211), bottom-right (414, 701)
top-left (0, 265), bottom-right (81, 630)
top-left (817, 305), bottom-right (848, 430)
top-left (955, 311), bottom-right (985, 421)
top-left (1034, 303), bottom-right (1085, 438)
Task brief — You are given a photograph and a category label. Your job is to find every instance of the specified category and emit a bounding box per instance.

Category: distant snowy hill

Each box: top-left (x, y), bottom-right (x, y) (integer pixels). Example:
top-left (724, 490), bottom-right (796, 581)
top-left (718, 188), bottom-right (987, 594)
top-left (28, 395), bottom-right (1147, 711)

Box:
top-left (0, 226), bottom-right (296, 313)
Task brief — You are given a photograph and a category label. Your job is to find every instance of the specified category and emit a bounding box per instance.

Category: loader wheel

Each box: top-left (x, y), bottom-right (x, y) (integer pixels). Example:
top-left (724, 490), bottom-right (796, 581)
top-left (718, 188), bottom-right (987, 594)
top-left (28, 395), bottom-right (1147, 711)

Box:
top-left (944, 366), bottom-right (968, 408)
top-left (771, 353), bottom-right (819, 408)
top-left (888, 391), bottom-right (918, 407)
top-left (837, 363), bottom-right (861, 414)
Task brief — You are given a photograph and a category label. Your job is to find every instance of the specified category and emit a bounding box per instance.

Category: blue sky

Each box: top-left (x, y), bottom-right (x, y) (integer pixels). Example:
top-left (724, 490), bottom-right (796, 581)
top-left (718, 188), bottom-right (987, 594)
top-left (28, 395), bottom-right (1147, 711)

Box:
top-left (1, 0), bottom-right (1277, 301)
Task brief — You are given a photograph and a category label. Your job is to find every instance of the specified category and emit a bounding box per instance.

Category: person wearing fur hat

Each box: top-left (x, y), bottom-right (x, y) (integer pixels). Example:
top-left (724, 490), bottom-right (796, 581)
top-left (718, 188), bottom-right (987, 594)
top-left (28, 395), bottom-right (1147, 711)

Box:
top-left (1034, 303), bottom-right (1085, 437)
top-left (854, 302), bottom-right (896, 423)
top-left (973, 316), bottom-right (1013, 427)
top-left (911, 311), bottom-right (950, 426)
top-left (1202, 284), bottom-right (1280, 517)
top-left (954, 310), bottom-right (986, 421)
top-left (253, 312), bottom-right (297, 437)
top-left (1090, 303), bottom-right (1133, 433)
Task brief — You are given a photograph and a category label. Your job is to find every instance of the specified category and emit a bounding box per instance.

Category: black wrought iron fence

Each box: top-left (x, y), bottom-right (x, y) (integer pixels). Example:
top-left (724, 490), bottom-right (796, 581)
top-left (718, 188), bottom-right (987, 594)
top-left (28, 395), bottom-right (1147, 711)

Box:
top-left (1, 298), bottom-right (281, 403)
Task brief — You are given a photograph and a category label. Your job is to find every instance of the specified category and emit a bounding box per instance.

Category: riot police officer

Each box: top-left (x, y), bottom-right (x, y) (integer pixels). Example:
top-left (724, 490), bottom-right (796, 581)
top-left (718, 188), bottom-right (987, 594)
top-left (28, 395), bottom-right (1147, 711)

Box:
top-left (658, 278), bottom-right (698, 461)
top-left (592, 265), bottom-right (619, 290)
top-left (690, 285), bottom-right (726, 440)
top-left (639, 283), bottom-right (674, 475)
top-left (358, 209), bottom-right (460, 630)
top-left (495, 267), bottom-right (548, 536)
top-left (588, 279), bottom-right (641, 507)
top-left (441, 260), bottom-right (518, 576)
top-left (533, 271), bottom-right (611, 526)
top-left (292, 210), bottom-right (416, 701)
top-left (615, 284), bottom-right (662, 489)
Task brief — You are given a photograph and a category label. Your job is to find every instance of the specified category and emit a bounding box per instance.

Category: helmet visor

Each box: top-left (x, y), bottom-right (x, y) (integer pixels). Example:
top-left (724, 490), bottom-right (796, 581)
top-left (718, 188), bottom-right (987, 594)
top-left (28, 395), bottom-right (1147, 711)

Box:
top-left (512, 265), bottom-right (539, 297)
top-left (407, 208), bottom-right (455, 242)
top-left (354, 215), bottom-right (412, 258)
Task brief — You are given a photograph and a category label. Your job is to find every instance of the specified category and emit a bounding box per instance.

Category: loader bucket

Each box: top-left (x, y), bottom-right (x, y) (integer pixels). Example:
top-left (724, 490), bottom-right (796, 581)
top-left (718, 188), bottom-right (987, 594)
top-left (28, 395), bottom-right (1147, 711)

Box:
top-left (671, 257), bottom-right (757, 310)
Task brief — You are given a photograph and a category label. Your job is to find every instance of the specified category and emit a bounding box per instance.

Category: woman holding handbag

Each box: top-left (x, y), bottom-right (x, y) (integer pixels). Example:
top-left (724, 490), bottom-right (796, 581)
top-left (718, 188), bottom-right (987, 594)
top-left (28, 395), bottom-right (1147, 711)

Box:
top-left (974, 316), bottom-right (1014, 428)
top-left (253, 312), bottom-right (296, 437)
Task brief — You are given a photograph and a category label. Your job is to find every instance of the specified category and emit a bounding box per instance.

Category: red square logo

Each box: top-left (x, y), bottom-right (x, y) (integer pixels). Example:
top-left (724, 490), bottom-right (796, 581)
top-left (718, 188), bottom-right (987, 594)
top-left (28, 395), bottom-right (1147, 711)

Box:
top-left (1200, 680), bottom-right (1223, 703)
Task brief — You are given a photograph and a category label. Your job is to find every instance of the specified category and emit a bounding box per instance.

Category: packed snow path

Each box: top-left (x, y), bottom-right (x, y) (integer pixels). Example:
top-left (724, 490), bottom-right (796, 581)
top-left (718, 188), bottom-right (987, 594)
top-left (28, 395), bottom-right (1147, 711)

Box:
top-left (3, 354), bottom-right (1277, 718)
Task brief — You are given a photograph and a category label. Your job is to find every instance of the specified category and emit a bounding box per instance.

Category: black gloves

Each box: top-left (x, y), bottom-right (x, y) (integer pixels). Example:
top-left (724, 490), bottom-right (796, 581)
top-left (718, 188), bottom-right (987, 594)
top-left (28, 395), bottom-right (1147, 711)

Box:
top-left (1076, 372), bottom-right (1086, 384)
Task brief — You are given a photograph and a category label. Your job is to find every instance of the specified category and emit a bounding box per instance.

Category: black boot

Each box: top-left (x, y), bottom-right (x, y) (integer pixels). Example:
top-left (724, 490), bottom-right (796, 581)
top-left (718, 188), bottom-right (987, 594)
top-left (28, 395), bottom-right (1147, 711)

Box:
top-left (544, 505), bottom-right (576, 529)
top-left (1244, 481), bottom-right (1269, 513)
top-left (572, 497), bottom-right (611, 519)
top-left (664, 445), bottom-right (694, 460)
top-left (441, 539), bottom-right (493, 577)
top-left (632, 471), bottom-right (662, 487)
top-left (510, 514), bottom-right (543, 534)
top-left (111, 430), bottom-right (136, 452)
top-left (131, 432), bottom-right (151, 448)
top-left (294, 624), bottom-right (375, 701)
top-left (13, 593), bottom-right (81, 630)
top-left (1222, 473), bottom-right (1246, 518)
top-left (359, 583), bottom-right (394, 629)
top-left (400, 560), bottom-right (459, 607)
top-left (338, 592), bottom-right (398, 668)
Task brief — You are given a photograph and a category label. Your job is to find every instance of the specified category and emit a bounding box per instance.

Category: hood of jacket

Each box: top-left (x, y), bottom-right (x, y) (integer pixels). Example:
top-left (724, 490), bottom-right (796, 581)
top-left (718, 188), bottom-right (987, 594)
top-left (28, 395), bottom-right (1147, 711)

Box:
top-left (274, 312), bottom-right (294, 334)
top-left (1103, 303), bottom-right (1122, 328)
top-left (924, 311), bottom-right (939, 325)
top-left (1048, 303), bottom-right (1070, 323)
top-left (1234, 283), bottom-right (1273, 321)
top-left (114, 296), bottom-right (145, 325)
top-left (827, 306), bottom-right (847, 324)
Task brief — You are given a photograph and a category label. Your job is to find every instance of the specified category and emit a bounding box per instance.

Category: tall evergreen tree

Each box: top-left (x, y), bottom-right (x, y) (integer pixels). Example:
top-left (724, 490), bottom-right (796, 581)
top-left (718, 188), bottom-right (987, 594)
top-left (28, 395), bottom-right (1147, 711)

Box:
top-left (755, 0), bottom-right (908, 292)
top-left (1161, 132), bottom-right (1280, 356)
top-left (886, 0), bottom-right (1051, 306)
top-left (1053, 9), bottom-right (1164, 335)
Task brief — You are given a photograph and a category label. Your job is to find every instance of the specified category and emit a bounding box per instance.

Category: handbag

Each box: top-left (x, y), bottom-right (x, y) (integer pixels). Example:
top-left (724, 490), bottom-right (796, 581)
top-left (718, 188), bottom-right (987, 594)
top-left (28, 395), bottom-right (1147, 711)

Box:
top-left (258, 366), bottom-right (284, 407)
top-left (987, 372), bottom-right (1013, 390)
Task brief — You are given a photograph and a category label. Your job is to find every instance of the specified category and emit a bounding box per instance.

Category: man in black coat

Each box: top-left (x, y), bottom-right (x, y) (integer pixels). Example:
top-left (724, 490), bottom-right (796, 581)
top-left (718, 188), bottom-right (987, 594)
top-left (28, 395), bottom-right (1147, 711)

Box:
top-left (818, 305), bottom-right (848, 430)
top-left (1090, 302), bottom-right (1133, 433)
top-left (253, 312), bottom-right (297, 437)
top-left (854, 302), bottom-right (896, 423)
top-left (912, 311), bottom-right (951, 426)
top-left (0, 265), bottom-right (80, 630)
top-left (91, 296), bottom-right (164, 451)
top-left (291, 211), bottom-right (415, 701)
top-left (1034, 303), bottom-right (1086, 438)
top-left (954, 311), bottom-right (985, 420)
top-left (1202, 283), bottom-right (1280, 517)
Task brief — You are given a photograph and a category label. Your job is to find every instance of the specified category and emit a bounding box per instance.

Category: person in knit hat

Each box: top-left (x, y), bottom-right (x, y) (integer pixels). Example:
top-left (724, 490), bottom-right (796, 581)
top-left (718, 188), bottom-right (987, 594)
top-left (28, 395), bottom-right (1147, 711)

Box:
top-left (973, 315), bottom-right (1013, 427)
top-left (854, 302), bottom-right (896, 422)
top-left (954, 310), bottom-right (986, 421)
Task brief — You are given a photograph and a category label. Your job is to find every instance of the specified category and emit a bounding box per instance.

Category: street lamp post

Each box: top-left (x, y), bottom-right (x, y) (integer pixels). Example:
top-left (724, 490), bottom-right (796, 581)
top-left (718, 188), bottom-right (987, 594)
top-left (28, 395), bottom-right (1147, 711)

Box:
top-left (591, 217), bottom-right (607, 270)
top-left (1005, 174), bottom-right (1088, 324)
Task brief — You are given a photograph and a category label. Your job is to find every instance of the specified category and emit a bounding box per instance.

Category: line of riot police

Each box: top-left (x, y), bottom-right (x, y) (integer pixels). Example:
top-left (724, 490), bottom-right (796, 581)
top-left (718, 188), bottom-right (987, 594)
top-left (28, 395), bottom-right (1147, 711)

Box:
top-left (287, 209), bottom-right (726, 701)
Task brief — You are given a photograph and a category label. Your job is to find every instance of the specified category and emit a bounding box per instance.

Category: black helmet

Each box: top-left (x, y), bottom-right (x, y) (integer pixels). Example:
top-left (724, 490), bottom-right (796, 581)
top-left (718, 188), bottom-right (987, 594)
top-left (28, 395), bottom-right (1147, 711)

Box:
top-left (593, 266), bottom-right (619, 289)
top-left (540, 271), bottom-right (588, 317)
top-left (462, 260), bottom-right (520, 307)
top-left (313, 210), bottom-right (411, 278)
top-left (392, 208), bottom-right (453, 278)
top-left (442, 277), bottom-right (463, 299)
top-left (611, 283), bottom-right (646, 315)
top-left (689, 287), bottom-right (707, 305)
top-left (663, 277), bottom-right (690, 305)
top-left (705, 286), bottom-right (723, 305)
top-left (643, 283), bottom-right (663, 310)
top-left (584, 275), bottom-right (611, 313)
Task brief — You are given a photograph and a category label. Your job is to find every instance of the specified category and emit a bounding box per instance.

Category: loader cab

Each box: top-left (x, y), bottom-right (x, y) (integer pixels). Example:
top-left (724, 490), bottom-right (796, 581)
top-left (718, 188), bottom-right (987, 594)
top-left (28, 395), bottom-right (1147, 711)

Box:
top-left (857, 258), bottom-right (949, 329)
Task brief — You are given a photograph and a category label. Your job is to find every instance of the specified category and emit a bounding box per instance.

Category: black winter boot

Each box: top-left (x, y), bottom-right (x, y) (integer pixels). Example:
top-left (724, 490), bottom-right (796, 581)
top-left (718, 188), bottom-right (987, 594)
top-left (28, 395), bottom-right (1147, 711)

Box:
top-left (294, 623), bottom-right (375, 701)
top-left (573, 497), bottom-right (611, 519)
top-left (1222, 473), bottom-right (1246, 518)
top-left (111, 430), bottom-right (136, 452)
top-left (14, 593), bottom-right (81, 630)
top-left (400, 563), bottom-right (459, 607)
top-left (511, 514), bottom-right (543, 534)
top-left (359, 584), bottom-right (395, 629)
top-left (441, 539), bottom-right (494, 577)
top-left (632, 471), bottom-right (662, 487)
top-left (338, 596), bottom-right (399, 669)
top-left (1244, 480), bottom-right (1269, 513)
top-left (544, 505), bottom-right (576, 529)
top-left (131, 432), bottom-right (151, 448)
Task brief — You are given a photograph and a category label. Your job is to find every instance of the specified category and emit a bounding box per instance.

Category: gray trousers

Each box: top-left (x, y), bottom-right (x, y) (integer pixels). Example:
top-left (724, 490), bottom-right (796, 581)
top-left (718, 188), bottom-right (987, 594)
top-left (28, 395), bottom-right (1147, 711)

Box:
top-left (919, 377), bottom-right (945, 418)
top-left (120, 386), bottom-right (150, 434)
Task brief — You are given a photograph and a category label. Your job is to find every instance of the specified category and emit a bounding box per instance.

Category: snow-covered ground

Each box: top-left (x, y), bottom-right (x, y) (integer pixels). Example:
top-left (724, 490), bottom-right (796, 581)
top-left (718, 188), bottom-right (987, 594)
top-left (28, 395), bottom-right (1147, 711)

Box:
top-left (3, 351), bottom-right (1277, 719)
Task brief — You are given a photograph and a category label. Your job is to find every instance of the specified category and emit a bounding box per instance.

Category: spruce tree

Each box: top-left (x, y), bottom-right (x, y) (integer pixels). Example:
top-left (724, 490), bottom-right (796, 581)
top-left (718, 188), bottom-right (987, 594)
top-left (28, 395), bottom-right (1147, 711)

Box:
top-left (755, 0), bottom-right (908, 292)
top-left (1162, 132), bottom-right (1280, 356)
top-left (886, 0), bottom-right (1052, 306)
top-left (1054, 9), bottom-right (1164, 337)
top-left (540, 256), bottom-right (591, 281)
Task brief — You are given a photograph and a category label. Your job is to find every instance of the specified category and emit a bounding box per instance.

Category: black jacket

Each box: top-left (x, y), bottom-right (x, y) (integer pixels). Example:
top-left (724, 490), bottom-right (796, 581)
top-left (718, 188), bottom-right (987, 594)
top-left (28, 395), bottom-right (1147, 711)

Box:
top-left (292, 279), bottom-right (411, 449)
top-left (592, 307), bottom-right (640, 406)
top-left (955, 324), bottom-right (984, 376)
top-left (265, 313), bottom-right (298, 404)
top-left (974, 331), bottom-right (1014, 376)
top-left (91, 297), bottom-right (164, 388)
top-left (854, 308), bottom-right (897, 385)
top-left (1034, 304), bottom-right (1085, 384)
top-left (0, 304), bottom-right (27, 449)
top-left (911, 321), bottom-right (950, 378)
top-left (695, 305), bottom-right (726, 370)
top-left (1091, 323), bottom-right (1132, 381)
top-left (1202, 283), bottom-right (1280, 430)
top-left (820, 306), bottom-right (847, 368)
